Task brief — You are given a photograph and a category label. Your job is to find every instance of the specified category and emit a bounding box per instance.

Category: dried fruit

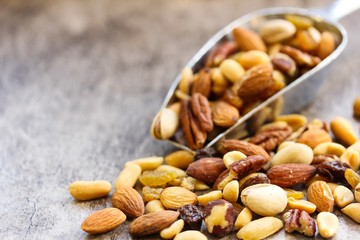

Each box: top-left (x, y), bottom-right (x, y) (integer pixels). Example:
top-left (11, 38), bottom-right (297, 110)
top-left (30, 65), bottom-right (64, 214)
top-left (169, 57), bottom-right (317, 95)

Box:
top-left (139, 169), bottom-right (177, 187)
top-left (267, 164), bottom-right (316, 187)
top-left (142, 186), bottom-right (163, 202)
top-left (112, 186), bottom-right (145, 218)
top-left (194, 147), bottom-right (219, 160)
top-left (317, 212), bottom-right (339, 238)
top-left (237, 217), bottom-right (283, 240)
top-left (81, 208), bottom-right (126, 235)
top-left (69, 180), bottom-right (112, 201)
top-left (160, 187), bottom-right (198, 209)
top-left (241, 184), bottom-right (287, 216)
top-left (318, 31), bottom-right (336, 60)
top-left (283, 209), bottom-right (316, 237)
top-left (345, 168), bottom-right (360, 189)
top-left (186, 157), bottom-right (226, 185)
top-left (307, 180), bottom-right (334, 212)
top-left (316, 160), bottom-right (348, 183)
top-left (129, 210), bottom-right (179, 236)
top-left (178, 204), bottom-right (203, 230)
top-left (203, 199), bottom-right (235, 237)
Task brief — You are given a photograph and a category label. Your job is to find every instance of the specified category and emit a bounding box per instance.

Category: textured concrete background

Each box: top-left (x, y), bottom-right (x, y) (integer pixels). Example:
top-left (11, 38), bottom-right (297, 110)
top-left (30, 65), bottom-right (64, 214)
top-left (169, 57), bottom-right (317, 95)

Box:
top-left (0, 0), bottom-right (359, 239)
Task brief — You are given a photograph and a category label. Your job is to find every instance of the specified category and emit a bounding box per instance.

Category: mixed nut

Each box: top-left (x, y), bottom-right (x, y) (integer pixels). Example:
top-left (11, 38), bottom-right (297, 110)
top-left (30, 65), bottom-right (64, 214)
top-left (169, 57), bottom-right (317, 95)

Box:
top-left (72, 109), bottom-right (360, 239)
top-left (69, 15), bottom-right (360, 240)
top-left (151, 14), bottom-right (338, 150)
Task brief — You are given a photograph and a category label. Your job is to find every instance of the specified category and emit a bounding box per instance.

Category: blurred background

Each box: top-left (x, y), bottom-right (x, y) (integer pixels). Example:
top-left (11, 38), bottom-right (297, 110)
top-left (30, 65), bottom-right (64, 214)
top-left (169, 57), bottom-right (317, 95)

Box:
top-left (0, 0), bottom-right (359, 239)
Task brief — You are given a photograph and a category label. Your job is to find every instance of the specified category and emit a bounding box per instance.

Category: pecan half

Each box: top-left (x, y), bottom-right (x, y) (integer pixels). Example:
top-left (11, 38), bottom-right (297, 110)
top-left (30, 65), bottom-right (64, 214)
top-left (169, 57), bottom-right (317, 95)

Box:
top-left (206, 41), bottom-right (239, 67)
top-left (191, 93), bottom-right (213, 132)
top-left (191, 67), bottom-right (211, 98)
top-left (249, 124), bottom-right (293, 151)
top-left (283, 209), bottom-right (316, 237)
top-left (218, 139), bottom-right (270, 161)
top-left (280, 45), bottom-right (320, 68)
top-left (180, 99), bottom-right (207, 150)
top-left (213, 155), bottom-right (266, 190)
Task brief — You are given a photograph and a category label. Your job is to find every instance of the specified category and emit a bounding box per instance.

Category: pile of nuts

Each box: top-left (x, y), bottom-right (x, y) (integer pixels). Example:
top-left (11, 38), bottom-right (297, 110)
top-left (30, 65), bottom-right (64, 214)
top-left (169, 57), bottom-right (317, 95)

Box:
top-left (68, 15), bottom-right (360, 240)
top-left (70, 111), bottom-right (360, 239)
top-left (151, 15), bottom-right (337, 150)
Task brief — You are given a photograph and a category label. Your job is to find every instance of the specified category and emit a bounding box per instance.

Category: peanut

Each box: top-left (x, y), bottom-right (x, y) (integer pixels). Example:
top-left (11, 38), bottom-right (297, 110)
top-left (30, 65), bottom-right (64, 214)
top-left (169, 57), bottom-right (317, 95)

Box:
top-left (160, 219), bottom-right (185, 239)
top-left (174, 230), bottom-right (208, 240)
top-left (179, 67), bottom-right (194, 94)
top-left (234, 207), bottom-right (252, 230)
top-left (115, 163), bottom-right (141, 190)
top-left (165, 150), bottom-right (194, 169)
top-left (237, 217), bottom-right (283, 239)
top-left (126, 156), bottom-right (163, 171)
top-left (275, 114), bottom-right (307, 131)
top-left (223, 150), bottom-right (247, 168)
top-left (69, 180), bottom-right (112, 201)
top-left (197, 190), bottom-right (223, 206)
top-left (330, 117), bottom-right (358, 145)
top-left (232, 50), bottom-right (270, 69)
top-left (341, 203), bottom-right (360, 223)
top-left (355, 183), bottom-right (360, 202)
top-left (145, 200), bottom-right (165, 213)
top-left (317, 212), bottom-right (339, 238)
top-left (334, 185), bottom-right (354, 208)
top-left (287, 197), bottom-right (316, 214)
top-left (219, 59), bottom-right (245, 83)
top-left (313, 142), bottom-right (346, 157)
top-left (222, 180), bottom-right (239, 202)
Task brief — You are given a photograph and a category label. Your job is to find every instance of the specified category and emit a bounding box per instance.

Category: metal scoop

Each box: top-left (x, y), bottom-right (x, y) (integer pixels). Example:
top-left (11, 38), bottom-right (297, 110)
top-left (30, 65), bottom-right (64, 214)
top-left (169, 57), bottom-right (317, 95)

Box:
top-left (159, 0), bottom-right (360, 151)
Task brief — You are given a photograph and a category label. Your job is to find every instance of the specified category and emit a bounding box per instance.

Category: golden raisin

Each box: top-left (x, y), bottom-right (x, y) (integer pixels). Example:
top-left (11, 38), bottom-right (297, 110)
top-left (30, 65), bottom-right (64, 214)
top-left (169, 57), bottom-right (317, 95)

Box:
top-left (139, 170), bottom-right (177, 187)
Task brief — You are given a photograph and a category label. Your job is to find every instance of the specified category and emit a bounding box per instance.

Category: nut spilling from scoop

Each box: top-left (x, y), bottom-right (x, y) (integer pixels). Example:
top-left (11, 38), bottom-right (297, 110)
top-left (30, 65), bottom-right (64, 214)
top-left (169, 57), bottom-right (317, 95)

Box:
top-left (151, 15), bottom-right (338, 150)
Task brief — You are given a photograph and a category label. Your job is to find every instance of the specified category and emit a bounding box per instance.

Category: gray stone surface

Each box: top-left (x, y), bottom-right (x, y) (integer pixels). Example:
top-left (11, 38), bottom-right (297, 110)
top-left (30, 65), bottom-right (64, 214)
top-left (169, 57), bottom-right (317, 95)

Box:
top-left (0, 0), bottom-right (359, 239)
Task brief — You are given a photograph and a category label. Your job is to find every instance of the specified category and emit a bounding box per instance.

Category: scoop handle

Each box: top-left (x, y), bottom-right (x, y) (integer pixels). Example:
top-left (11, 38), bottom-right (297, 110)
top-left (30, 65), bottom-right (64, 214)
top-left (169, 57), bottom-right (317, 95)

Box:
top-left (316, 0), bottom-right (360, 20)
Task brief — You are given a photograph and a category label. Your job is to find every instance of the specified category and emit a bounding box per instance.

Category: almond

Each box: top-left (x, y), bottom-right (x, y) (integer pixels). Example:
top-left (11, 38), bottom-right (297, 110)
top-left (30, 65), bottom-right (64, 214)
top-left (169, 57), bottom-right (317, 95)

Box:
top-left (218, 139), bottom-right (270, 161)
top-left (186, 157), bottom-right (226, 185)
top-left (267, 164), bottom-right (316, 187)
top-left (237, 63), bottom-right (273, 99)
top-left (160, 187), bottom-right (198, 209)
top-left (112, 185), bottom-right (145, 218)
top-left (129, 210), bottom-right (179, 236)
top-left (307, 180), bottom-right (334, 212)
top-left (232, 27), bottom-right (266, 52)
top-left (81, 208), bottom-right (126, 235)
